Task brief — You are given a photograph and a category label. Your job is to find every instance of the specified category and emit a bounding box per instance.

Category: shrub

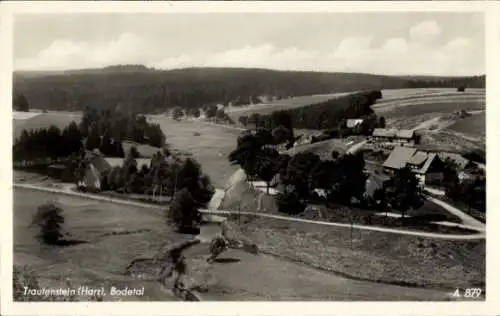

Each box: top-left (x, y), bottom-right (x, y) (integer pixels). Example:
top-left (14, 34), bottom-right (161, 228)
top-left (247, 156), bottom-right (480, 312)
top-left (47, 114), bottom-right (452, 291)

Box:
top-left (276, 191), bottom-right (306, 215)
top-left (167, 188), bottom-right (201, 233)
top-left (32, 203), bottom-right (65, 245)
top-left (457, 86), bottom-right (466, 92)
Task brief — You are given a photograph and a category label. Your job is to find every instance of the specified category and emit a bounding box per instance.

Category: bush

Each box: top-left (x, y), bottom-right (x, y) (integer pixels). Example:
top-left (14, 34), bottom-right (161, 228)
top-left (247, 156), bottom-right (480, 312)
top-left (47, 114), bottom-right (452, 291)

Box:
top-left (167, 188), bottom-right (201, 233)
top-left (457, 86), bottom-right (466, 92)
top-left (32, 203), bottom-right (65, 245)
top-left (276, 191), bottom-right (306, 215)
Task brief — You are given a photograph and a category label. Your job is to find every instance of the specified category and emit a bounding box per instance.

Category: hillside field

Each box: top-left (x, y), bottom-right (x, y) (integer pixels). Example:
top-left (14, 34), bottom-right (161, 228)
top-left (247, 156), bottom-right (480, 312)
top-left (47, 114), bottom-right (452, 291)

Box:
top-left (226, 92), bottom-right (353, 121)
top-left (14, 188), bottom-right (458, 301)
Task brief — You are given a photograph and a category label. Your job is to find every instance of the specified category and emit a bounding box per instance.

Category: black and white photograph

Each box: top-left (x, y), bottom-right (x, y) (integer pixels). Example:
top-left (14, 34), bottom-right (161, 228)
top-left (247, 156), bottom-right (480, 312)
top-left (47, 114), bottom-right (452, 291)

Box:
top-left (1, 1), bottom-right (498, 315)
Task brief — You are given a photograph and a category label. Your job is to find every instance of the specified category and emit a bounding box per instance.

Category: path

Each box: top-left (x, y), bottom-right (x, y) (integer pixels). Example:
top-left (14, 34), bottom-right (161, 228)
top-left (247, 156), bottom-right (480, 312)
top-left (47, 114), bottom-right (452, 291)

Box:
top-left (426, 195), bottom-right (485, 229)
top-left (13, 184), bottom-right (485, 240)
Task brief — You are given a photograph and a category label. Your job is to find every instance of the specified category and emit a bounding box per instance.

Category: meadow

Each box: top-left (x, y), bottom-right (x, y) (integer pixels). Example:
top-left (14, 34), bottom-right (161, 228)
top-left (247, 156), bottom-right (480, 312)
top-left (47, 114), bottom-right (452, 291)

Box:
top-left (237, 215), bottom-right (485, 291)
top-left (147, 117), bottom-right (242, 189)
top-left (15, 188), bottom-right (462, 301)
top-left (446, 112), bottom-right (486, 137)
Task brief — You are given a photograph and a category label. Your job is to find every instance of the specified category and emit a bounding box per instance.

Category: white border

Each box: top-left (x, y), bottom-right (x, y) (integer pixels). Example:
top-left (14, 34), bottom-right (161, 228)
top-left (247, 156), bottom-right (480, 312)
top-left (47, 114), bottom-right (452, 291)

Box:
top-left (1, 1), bottom-right (499, 316)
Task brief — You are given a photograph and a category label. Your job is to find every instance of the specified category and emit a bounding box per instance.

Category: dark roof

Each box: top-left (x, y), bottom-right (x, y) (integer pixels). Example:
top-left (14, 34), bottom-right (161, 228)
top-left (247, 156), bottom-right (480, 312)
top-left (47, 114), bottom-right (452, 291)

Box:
top-left (90, 155), bottom-right (112, 174)
top-left (396, 129), bottom-right (414, 139)
top-left (414, 153), bottom-right (438, 174)
top-left (383, 146), bottom-right (417, 169)
top-left (373, 128), bottom-right (397, 138)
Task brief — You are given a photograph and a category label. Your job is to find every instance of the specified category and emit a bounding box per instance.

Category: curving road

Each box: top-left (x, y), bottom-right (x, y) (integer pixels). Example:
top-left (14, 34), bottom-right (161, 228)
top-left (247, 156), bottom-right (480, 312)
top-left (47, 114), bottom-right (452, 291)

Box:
top-left (13, 183), bottom-right (485, 240)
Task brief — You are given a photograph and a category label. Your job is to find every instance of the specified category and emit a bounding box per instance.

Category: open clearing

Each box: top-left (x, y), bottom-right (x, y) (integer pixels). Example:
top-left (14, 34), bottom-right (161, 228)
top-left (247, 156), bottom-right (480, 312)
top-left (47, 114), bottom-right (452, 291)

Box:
top-left (15, 188), bottom-right (459, 301)
top-left (236, 215), bottom-right (485, 291)
top-left (146, 117), bottom-right (241, 188)
top-left (446, 112), bottom-right (486, 137)
top-left (375, 88), bottom-right (484, 121)
top-left (14, 188), bottom-right (180, 301)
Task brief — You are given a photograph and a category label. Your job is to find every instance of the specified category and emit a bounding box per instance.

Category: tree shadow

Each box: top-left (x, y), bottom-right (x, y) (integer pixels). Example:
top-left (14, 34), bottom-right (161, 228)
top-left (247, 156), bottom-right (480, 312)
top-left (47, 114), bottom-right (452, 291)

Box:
top-left (213, 258), bottom-right (241, 263)
top-left (53, 239), bottom-right (88, 247)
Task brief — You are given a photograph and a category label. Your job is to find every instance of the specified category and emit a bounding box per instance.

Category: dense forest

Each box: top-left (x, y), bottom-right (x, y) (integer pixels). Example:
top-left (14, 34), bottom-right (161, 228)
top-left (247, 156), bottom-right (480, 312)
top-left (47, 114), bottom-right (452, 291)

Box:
top-left (14, 65), bottom-right (485, 113)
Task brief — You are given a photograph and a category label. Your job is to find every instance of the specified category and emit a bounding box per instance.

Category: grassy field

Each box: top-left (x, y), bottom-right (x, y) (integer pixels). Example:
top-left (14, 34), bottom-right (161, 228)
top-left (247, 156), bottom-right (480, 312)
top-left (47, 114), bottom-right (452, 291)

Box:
top-left (446, 112), bottom-right (486, 137)
top-left (375, 88), bottom-right (485, 119)
top-left (13, 112), bottom-right (81, 140)
top-left (14, 188), bottom-right (454, 301)
top-left (226, 92), bottom-right (353, 121)
top-left (147, 117), bottom-right (241, 188)
top-left (13, 188), bottom-right (181, 301)
top-left (235, 215), bottom-right (485, 291)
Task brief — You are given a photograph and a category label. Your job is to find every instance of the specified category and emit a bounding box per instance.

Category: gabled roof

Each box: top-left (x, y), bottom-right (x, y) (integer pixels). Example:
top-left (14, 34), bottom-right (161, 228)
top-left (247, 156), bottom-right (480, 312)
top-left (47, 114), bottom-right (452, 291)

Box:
top-left (414, 153), bottom-right (438, 174)
top-left (407, 151), bottom-right (428, 165)
top-left (346, 119), bottom-right (364, 129)
top-left (373, 128), bottom-right (398, 138)
top-left (383, 146), bottom-right (417, 169)
top-left (90, 155), bottom-right (112, 174)
top-left (396, 129), bottom-right (414, 139)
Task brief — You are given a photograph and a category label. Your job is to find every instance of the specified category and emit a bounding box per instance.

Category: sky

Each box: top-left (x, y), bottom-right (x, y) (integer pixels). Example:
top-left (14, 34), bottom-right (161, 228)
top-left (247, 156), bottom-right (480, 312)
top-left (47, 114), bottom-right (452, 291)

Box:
top-left (13, 12), bottom-right (485, 76)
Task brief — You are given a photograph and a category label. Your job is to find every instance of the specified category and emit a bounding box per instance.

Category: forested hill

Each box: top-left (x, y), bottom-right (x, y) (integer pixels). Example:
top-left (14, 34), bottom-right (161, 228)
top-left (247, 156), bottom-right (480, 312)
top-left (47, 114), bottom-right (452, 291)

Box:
top-left (14, 65), bottom-right (485, 113)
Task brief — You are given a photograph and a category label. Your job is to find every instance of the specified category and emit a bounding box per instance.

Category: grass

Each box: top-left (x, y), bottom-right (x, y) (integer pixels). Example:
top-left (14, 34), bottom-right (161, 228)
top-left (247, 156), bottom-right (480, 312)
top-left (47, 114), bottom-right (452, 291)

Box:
top-left (13, 188), bottom-right (180, 301)
top-left (147, 117), bottom-right (241, 188)
top-left (14, 188), bottom-right (455, 301)
top-left (376, 100), bottom-right (485, 119)
top-left (446, 112), bottom-right (486, 137)
top-left (236, 215), bottom-right (485, 291)
top-left (122, 140), bottom-right (164, 158)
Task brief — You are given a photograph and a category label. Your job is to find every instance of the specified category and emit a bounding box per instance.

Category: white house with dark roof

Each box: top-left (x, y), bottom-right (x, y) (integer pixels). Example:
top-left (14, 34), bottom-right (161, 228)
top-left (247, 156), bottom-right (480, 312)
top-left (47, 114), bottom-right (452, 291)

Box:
top-left (346, 119), bottom-right (364, 129)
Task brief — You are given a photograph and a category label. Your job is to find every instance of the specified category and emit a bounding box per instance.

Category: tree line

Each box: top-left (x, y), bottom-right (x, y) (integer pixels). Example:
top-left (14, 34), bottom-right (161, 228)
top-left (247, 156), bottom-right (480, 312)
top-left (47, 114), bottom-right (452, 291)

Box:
top-left (13, 122), bottom-right (83, 163)
top-left (80, 106), bottom-right (165, 149)
top-left (14, 66), bottom-right (485, 113)
top-left (238, 90), bottom-right (384, 134)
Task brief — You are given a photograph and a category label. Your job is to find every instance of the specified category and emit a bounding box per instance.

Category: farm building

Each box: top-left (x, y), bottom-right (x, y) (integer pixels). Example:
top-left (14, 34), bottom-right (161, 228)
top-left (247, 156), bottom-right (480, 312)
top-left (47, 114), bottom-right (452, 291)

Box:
top-left (372, 128), bottom-right (398, 141)
top-left (383, 147), bottom-right (444, 185)
top-left (346, 119), bottom-right (364, 129)
top-left (78, 153), bottom-right (112, 192)
top-left (395, 129), bottom-right (416, 144)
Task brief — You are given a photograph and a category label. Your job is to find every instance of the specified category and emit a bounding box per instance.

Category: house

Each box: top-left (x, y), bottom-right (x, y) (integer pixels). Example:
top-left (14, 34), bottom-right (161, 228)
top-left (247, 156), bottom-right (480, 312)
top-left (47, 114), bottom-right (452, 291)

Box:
top-left (78, 152), bottom-right (112, 192)
top-left (346, 119), bottom-right (364, 129)
top-left (408, 152), bottom-right (443, 185)
top-left (383, 146), bottom-right (417, 173)
top-left (395, 129), bottom-right (416, 144)
top-left (382, 147), bottom-right (444, 185)
top-left (372, 128), bottom-right (398, 141)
